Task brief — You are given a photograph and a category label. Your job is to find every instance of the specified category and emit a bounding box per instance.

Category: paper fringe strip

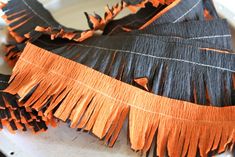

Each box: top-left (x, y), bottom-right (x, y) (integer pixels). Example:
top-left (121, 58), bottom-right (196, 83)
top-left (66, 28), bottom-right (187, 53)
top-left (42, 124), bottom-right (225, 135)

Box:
top-left (5, 43), bottom-right (235, 157)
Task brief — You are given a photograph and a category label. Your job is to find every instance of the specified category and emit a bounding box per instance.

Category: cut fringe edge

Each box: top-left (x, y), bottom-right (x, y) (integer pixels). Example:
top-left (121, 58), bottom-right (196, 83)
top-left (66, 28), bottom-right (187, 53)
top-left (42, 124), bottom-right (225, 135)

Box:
top-left (0, 75), bottom-right (56, 133)
top-left (5, 43), bottom-right (235, 157)
top-left (34, 26), bottom-right (93, 42)
top-left (85, 0), bottom-right (175, 32)
top-left (0, 93), bottom-right (56, 133)
top-left (84, 2), bottom-right (126, 31)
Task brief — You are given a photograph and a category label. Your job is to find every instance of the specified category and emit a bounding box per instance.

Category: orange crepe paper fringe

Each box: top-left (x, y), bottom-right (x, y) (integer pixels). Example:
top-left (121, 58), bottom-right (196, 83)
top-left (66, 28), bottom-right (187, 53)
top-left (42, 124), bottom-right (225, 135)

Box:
top-left (4, 43), bottom-right (235, 157)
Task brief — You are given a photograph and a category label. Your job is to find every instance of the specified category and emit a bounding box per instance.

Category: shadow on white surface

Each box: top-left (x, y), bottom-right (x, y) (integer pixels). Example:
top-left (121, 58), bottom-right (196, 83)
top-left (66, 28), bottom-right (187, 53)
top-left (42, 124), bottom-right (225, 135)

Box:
top-left (0, 123), bottom-right (139, 157)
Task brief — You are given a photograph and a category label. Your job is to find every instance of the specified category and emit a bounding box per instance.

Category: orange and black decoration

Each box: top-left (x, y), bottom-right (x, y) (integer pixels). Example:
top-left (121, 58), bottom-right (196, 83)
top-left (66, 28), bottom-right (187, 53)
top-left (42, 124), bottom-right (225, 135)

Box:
top-left (0, 0), bottom-right (235, 157)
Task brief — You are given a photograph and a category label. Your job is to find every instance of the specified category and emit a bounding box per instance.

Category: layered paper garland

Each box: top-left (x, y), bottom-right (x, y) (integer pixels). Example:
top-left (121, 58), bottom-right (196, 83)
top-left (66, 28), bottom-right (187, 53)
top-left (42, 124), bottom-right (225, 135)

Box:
top-left (0, 0), bottom-right (235, 156)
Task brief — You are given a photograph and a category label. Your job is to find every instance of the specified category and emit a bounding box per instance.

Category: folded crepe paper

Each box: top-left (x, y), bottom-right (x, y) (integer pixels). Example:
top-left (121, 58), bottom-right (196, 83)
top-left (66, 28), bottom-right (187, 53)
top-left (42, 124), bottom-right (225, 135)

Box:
top-left (0, 74), bottom-right (56, 133)
top-left (5, 43), bottom-right (235, 157)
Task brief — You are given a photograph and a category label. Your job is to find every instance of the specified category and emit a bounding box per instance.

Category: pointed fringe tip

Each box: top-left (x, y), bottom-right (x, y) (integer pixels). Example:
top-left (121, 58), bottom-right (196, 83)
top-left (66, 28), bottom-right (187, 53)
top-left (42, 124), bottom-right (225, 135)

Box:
top-left (84, 2), bottom-right (126, 30)
top-left (34, 26), bottom-right (93, 42)
top-left (84, 0), bottom-right (174, 32)
top-left (5, 43), bottom-right (235, 156)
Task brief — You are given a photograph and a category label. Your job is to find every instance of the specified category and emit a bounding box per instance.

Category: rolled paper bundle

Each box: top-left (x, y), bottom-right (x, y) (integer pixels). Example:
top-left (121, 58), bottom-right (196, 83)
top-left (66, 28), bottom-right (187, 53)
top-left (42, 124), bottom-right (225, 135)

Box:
top-left (5, 43), bottom-right (235, 157)
top-left (0, 74), bottom-right (56, 133)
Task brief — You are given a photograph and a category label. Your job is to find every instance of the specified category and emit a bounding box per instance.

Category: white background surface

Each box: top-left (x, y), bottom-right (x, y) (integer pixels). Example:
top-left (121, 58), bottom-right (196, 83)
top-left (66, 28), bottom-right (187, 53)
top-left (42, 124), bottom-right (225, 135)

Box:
top-left (0, 0), bottom-right (234, 157)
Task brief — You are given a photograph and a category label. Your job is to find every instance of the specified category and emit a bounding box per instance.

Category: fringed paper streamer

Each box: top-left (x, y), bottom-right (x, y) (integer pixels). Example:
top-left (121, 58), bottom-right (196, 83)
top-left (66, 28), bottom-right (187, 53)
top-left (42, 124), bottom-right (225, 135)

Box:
top-left (1, 0), bottom-right (122, 43)
top-left (33, 0), bottom-right (167, 42)
top-left (48, 35), bottom-right (235, 106)
top-left (1, 18), bottom-right (234, 106)
top-left (2, 45), bottom-right (20, 67)
top-left (2, 28), bottom-right (230, 106)
top-left (104, 0), bottom-right (218, 35)
top-left (0, 74), bottom-right (51, 133)
top-left (84, 0), bottom-right (175, 33)
top-left (0, 0), bottom-right (205, 44)
top-left (0, 0), bottom-right (82, 43)
top-left (14, 0), bottom-right (154, 42)
top-left (102, 2), bottom-right (167, 35)
top-left (5, 43), bottom-right (235, 157)
top-left (2, 27), bottom-right (234, 106)
top-left (103, 0), bottom-right (204, 35)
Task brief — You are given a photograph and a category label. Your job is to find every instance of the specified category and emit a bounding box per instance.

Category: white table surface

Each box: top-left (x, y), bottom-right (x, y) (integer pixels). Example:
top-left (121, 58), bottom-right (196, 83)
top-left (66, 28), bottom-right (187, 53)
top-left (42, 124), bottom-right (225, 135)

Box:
top-left (0, 0), bottom-right (234, 157)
